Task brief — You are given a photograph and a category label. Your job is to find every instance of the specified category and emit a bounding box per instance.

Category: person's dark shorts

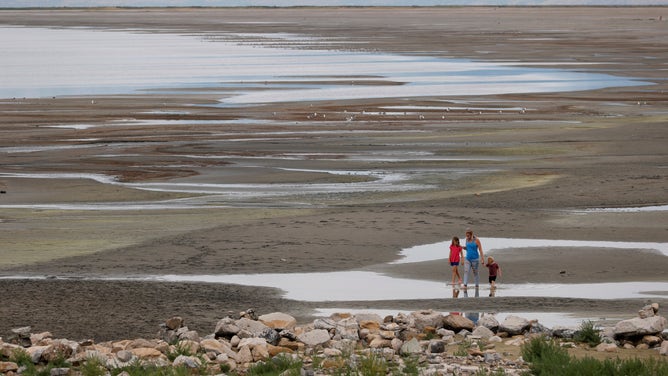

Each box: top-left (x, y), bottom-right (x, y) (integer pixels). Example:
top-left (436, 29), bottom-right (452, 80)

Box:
top-left (489, 276), bottom-right (497, 283)
top-left (450, 262), bottom-right (459, 266)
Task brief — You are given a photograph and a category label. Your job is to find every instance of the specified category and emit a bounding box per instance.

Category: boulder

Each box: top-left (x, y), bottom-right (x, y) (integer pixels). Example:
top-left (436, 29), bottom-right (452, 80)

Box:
top-left (177, 329), bottom-right (199, 342)
top-left (234, 345), bottom-right (253, 364)
top-left (267, 344), bottom-right (293, 357)
top-left (488, 336), bottom-right (502, 343)
top-left (130, 347), bottom-right (163, 359)
top-left (613, 316), bottom-right (667, 339)
top-left (641, 335), bottom-right (662, 347)
top-left (172, 355), bottom-right (201, 368)
top-left (26, 345), bottom-right (48, 363)
top-left (49, 367), bottom-right (70, 376)
top-left (335, 317), bottom-right (360, 341)
top-left (314, 318), bottom-right (337, 330)
top-left (660, 340), bottom-right (668, 356)
top-left (236, 318), bottom-right (270, 336)
top-left (165, 317), bottom-right (184, 330)
top-left (297, 329), bottom-right (331, 347)
top-left (428, 340), bottom-right (446, 353)
top-left (251, 344), bottom-right (269, 361)
top-left (368, 337), bottom-right (391, 349)
top-left (499, 316), bottom-right (530, 335)
top-left (552, 326), bottom-right (576, 339)
top-left (237, 337), bottom-right (267, 349)
top-left (214, 318), bottom-right (240, 337)
top-left (410, 310), bottom-right (443, 331)
top-left (235, 318), bottom-right (279, 345)
top-left (42, 342), bottom-right (74, 363)
top-left (443, 314), bottom-right (475, 332)
top-left (199, 338), bottom-right (228, 355)
top-left (400, 337), bottom-right (421, 355)
top-left (11, 326), bottom-right (31, 337)
top-left (0, 362), bottom-right (18, 373)
top-left (391, 338), bottom-right (403, 353)
top-left (651, 303), bottom-right (660, 314)
top-left (116, 350), bottom-right (134, 363)
top-left (472, 326), bottom-right (495, 340)
top-left (258, 312), bottom-right (297, 330)
top-left (354, 313), bottom-right (383, 325)
top-left (477, 315), bottom-right (499, 331)
top-left (638, 305), bottom-right (655, 319)
top-left (30, 332), bottom-right (53, 346)
top-left (129, 339), bottom-right (156, 349)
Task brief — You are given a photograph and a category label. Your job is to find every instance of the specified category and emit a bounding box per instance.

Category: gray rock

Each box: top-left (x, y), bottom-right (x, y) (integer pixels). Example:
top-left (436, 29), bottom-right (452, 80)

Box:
top-left (552, 326), bottom-right (576, 339)
top-left (11, 327), bottom-right (31, 337)
top-left (400, 337), bottom-right (421, 355)
top-left (428, 340), bottom-right (445, 353)
top-left (529, 322), bottom-right (551, 335)
top-left (235, 318), bottom-right (279, 344)
top-left (660, 340), bottom-right (668, 356)
top-left (436, 328), bottom-right (455, 338)
top-left (499, 315), bottom-right (530, 335)
top-left (214, 317), bottom-right (240, 338)
top-left (297, 329), bottom-right (331, 347)
top-left (49, 368), bottom-right (70, 376)
top-left (443, 314), bottom-right (475, 332)
top-left (335, 317), bottom-right (360, 341)
top-left (477, 315), bottom-right (499, 331)
top-left (172, 355), bottom-right (202, 368)
top-left (472, 326), bottom-right (494, 340)
top-left (354, 313), bottom-right (383, 325)
top-left (484, 352), bottom-right (501, 363)
top-left (457, 329), bottom-right (471, 337)
top-left (313, 318), bottom-right (337, 330)
top-left (410, 310), bottom-right (443, 331)
top-left (639, 305), bottom-right (655, 319)
top-left (116, 350), bottom-right (134, 363)
top-left (613, 316), bottom-right (667, 339)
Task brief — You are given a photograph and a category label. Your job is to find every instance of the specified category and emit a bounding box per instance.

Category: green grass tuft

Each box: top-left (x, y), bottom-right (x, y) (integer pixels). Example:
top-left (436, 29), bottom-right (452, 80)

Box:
top-left (573, 320), bottom-right (602, 347)
top-left (246, 354), bottom-right (303, 376)
top-left (521, 336), bottom-right (668, 376)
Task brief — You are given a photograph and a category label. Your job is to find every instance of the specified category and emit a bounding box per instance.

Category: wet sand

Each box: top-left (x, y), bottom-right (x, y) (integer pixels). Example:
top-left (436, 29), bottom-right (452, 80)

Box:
top-left (0, 7), bottom-right (667, 342)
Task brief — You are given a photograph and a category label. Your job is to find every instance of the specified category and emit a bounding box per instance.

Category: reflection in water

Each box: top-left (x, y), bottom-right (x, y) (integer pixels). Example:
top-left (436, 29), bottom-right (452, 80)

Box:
top-left (465, 311), bottom-right (480, 325)
top-left (460, 285), bottom-right (480, 298)
top-left (1, 27), bottom-right (646, 101)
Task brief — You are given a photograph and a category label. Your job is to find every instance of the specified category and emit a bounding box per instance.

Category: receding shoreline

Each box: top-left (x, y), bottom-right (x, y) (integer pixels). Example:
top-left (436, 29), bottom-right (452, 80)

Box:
top-left (0, 7), bottom-right (667, 344)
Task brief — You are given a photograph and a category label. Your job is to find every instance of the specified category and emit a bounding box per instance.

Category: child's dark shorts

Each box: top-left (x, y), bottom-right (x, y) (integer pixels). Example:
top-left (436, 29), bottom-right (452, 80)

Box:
top-left (489, 276), bottom-right (497, 283)
top-left (450, 262), bottom-right (459, 266)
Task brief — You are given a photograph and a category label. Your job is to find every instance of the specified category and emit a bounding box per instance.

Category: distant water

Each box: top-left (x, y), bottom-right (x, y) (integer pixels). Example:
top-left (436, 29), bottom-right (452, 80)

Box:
top-left (0, 26), bottom-right (648, 103)
top-left (2, 1), bottom-right (666, 8)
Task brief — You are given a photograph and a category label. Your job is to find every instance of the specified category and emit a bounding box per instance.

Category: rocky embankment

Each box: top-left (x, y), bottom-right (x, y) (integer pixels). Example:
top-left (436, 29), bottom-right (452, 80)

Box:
top-left (1, 304), bottom-right (667, 375)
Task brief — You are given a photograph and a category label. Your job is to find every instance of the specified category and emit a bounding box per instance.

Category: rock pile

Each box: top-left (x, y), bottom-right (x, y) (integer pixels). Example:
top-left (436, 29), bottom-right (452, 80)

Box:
top-left (0, 305), bottom-right (666, 375)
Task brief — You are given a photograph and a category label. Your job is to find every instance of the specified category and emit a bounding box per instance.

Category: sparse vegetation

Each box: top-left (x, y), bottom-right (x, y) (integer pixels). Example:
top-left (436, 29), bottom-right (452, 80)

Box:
top-left (454, 338), bottom-right (475, 356)
top-left (245, 354), bottom-right (302, 376)
top-left (520, 336), bottom-right (668, 376)
top-left (573, 320), bottom-right (602, 347)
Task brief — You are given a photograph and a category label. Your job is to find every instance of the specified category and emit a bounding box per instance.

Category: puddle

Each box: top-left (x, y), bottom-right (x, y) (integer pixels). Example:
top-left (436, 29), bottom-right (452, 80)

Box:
top-left (135, 272), bottom-right (668, 302)
top-left (573, 205), bottom-right (668, 213)
top-left (0, 170), bottom-right (434, 205)
top-left (3, 272), bottom-right (667, 302)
